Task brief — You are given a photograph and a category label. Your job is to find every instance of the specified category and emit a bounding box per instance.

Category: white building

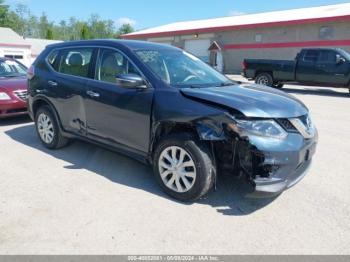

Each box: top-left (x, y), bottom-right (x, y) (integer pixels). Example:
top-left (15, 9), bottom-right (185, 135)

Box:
top-left (0, 27), bottom-right (32, 66)
top-left (0, 27), bottom-right (63, 67)
top-left (25, 38), bottom-right (62, 63)
top-left (123, 3), bottom-right (350, 73)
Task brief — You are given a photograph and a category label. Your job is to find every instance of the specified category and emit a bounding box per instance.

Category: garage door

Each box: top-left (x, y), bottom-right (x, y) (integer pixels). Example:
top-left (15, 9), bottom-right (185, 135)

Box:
top-left (3, 51), bottom-right (28, 66)
top-left (184, 39), bottom-right (210, 62)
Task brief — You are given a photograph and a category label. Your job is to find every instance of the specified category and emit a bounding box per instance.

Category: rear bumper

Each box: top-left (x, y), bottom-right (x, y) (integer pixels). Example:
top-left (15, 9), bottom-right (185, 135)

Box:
top-left (242, 69), bottom-right (255, 80)
top-left (0, 100), bottom-right (27, 118)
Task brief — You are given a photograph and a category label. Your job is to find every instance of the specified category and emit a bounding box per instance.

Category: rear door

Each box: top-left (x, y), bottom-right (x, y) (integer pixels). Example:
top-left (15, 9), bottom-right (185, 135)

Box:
top-left (46, 47), bottom-right (95, 135)
top-left (295, 49), bottom-right (320, 83)
top-left (314, 50), bottom-right (349, 86)
top-left (84, 48), bottom-right (154, 153)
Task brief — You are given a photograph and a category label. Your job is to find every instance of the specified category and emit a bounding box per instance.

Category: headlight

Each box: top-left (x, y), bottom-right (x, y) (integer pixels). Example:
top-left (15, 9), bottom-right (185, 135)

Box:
top-left (0, 92), bottom-right (11, 100)
top-left (228, 119), bottom-right (287, 139)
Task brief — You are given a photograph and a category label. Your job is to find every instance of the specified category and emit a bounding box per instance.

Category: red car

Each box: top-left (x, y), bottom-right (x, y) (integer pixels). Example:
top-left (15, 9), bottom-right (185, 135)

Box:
top-left (0, 58), bottom-right (28, 118)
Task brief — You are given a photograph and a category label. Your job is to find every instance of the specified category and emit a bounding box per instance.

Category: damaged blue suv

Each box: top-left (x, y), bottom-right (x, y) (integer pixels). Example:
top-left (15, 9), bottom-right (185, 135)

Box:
top-left (28, 40), bottom-right (318, 201)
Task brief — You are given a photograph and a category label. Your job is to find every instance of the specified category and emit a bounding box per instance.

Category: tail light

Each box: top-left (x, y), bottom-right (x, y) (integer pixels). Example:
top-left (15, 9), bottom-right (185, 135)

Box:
top-left (242, 61), bottom-right (247, 70)
top-left (27, 65), bottom-right (35, 80)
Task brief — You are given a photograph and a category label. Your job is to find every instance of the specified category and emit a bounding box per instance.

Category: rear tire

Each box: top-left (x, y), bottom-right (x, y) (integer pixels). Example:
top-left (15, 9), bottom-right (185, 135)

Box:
top-left (35, 105), bottom-right (69, 149)
top-left (153, 133), bottom-right (215, 202)
top-left (255, 73), bottom-right (274, 87)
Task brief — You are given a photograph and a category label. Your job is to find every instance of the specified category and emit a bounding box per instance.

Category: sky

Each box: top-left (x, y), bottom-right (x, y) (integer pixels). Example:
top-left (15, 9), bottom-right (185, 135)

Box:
top-left (6, 0), bottom-right (350, 30)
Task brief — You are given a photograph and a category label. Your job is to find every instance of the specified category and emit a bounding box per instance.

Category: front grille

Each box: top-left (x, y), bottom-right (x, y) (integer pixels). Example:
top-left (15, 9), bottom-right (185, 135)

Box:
top-left (13, 90), bottom-right (28, 101)
top-left (289, 114), bottom-right (315, 139)
top-left (277, 118), bottom-right (298, 133)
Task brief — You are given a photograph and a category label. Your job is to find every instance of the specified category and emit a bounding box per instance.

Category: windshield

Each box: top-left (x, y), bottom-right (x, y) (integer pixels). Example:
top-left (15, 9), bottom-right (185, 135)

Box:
top-left (339, 49), bottom-right (350, 60)
top-left (0, 59), bottom-right (27, 77)
top-left (136, 49), bottom-right (233, 88)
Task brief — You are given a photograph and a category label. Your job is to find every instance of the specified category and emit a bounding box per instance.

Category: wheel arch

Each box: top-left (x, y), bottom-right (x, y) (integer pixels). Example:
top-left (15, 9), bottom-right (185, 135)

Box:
top-left (150, 121), bottom-right (199, 155)
top-left (255, 71), bottom-right (273, 79)
top-left (149, 119), bottom-right (227, 161)
top-left (32, 97), bottom-right (64, 131)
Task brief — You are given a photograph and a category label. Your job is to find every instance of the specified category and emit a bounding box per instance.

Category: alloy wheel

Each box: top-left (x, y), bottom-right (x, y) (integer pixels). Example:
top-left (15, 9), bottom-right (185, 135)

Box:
top-left (257, 76), bottom-right (269, 85)
top-left (158, 146), bottom-right (197, 193)
top-left (37, 113), bottom-right (55, 144)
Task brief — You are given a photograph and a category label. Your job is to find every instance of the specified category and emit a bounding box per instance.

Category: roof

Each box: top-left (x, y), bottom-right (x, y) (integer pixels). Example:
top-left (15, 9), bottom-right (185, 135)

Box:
top-left (25, 38), bottom-right (63, 56)
top-left (123, 3), bottom-right (350, 39)
top-left (0, 27), bottom-right (31, 48)
top-left (45, 39), bottom-right (179, 51)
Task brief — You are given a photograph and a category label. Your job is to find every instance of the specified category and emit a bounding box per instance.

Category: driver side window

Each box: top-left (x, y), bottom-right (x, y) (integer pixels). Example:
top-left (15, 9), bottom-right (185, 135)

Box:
top-left (96, 49), bottom-right (141, 84)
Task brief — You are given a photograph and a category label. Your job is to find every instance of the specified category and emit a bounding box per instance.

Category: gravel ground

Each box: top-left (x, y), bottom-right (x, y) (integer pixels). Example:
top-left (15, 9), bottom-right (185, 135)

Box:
top-left (0, 78), bottom-right (349, 254)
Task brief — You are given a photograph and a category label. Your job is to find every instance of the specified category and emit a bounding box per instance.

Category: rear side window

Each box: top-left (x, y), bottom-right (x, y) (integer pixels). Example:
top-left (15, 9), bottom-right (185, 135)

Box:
top-left (303, 50), bottom-right (319, 63)
top-left (318, 50), bottom-right (337, 63)
top-left (55, 48), bottom-right (93, 78)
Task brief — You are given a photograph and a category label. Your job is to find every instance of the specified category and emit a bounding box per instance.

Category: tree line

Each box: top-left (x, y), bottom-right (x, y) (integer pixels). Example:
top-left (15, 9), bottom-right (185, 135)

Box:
top-left (0, 0), bottom-right (134, 40)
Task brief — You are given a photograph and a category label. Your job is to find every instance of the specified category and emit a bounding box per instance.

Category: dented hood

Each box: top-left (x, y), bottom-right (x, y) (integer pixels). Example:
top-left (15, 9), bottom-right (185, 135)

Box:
top-left (180, 83), bottom-right (308, 118)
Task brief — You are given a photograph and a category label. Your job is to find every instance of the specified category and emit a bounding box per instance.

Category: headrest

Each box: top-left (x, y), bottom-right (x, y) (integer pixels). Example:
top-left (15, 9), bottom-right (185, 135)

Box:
top-left (68, 53), bottom-right (83, 66)
top-left (102, 55), bottom-right (118, 68)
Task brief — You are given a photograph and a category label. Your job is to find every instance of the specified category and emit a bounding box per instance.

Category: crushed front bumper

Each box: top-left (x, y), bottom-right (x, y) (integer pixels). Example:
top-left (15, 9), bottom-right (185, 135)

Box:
top-left (240, 131), bottom-right (318, 195)
top-left (254, 159), bottom-right (313, 193)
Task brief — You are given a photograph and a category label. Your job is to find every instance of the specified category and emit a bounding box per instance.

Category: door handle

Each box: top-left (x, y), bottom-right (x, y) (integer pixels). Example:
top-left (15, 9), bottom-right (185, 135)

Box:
top-left (48, 80), bottom-right (58, 87)
top-left (86, 90), bottom-right (100, 98)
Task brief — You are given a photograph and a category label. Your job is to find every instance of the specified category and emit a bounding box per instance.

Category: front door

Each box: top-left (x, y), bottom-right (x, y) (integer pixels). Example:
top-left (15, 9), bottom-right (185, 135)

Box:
top-left (296, 49), bottom-right (320, 83)
top-left (84, 48), bottom-right (154, 153)
top-left (315, 49), bottom-right (349, 86)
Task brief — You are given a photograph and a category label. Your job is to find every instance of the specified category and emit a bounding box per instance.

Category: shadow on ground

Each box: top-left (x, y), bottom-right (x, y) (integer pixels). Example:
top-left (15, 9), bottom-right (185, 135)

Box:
top-left (5, 123), bottom-right (277, 216)
top-left (0, 115), bottom-right (32, 126)
top-left (283, 86), bottom-right (349, 98)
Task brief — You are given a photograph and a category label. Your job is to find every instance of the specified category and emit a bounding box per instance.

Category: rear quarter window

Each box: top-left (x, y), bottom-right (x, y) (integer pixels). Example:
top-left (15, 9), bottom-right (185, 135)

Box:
top-left (47, 50), bottom-right (60, 71)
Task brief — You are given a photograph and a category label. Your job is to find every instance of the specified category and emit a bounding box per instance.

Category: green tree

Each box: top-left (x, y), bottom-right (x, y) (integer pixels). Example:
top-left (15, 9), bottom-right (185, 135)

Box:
top-left (27, 15), bottom-right (40, 38)
top-left (88, 14), bottom-right (116, 39)
top-left (38, 13), bottom-right (51, 38)
top-left (58, 20), bottom-right (68, 40)
top-left (46, 28), bottom-right (53, 39)
top-left (0, 1), bottom-right (135, 41)
top-left (116, 23), bottom-right (134, 38)
top-left (0, 0), bottom-right (9, 26)
top-left (80, 23), bottom-right (90, 39)
top-left (14, 3), bottom-right (29, 36)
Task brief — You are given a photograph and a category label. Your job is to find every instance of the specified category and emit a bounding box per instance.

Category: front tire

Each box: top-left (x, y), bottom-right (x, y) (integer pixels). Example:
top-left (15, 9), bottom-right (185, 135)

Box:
top-left (255, 73), bottom-right (273, 87)
top-left (153, 134), bottom-right (215, 202)
top-left (273, 83), bottom-right (284, 89)
top-left (35, 105), bottom-right (69, 149)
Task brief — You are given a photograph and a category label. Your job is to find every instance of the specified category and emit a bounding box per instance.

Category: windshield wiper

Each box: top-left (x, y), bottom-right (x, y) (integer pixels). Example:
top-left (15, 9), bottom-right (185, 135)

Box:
top-left (215, 82), bottom-right (235, 87)
top-left (3, 74), bottom-right (22, 78)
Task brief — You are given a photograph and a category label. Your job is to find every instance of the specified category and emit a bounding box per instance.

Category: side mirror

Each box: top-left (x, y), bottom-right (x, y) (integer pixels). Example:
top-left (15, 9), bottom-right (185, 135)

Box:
top-left (336, 54), bottom-right (346, 64)
top-left (115, 74), bottom-right (146, 89)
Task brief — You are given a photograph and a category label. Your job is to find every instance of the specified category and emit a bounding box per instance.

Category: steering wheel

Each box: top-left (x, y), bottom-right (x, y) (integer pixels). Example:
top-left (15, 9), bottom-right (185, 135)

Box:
top-left (183, 75), bottom-right (198, 83)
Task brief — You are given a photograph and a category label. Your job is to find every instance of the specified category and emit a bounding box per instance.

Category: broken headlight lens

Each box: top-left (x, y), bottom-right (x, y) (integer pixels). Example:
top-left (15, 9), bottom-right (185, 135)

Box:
top-left (228, 119), bottom-right (288, 140)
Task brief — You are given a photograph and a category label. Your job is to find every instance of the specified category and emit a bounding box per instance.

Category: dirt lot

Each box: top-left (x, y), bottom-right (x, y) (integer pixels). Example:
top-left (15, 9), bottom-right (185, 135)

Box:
top-left (0, 79), bottom-right (349, 254)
